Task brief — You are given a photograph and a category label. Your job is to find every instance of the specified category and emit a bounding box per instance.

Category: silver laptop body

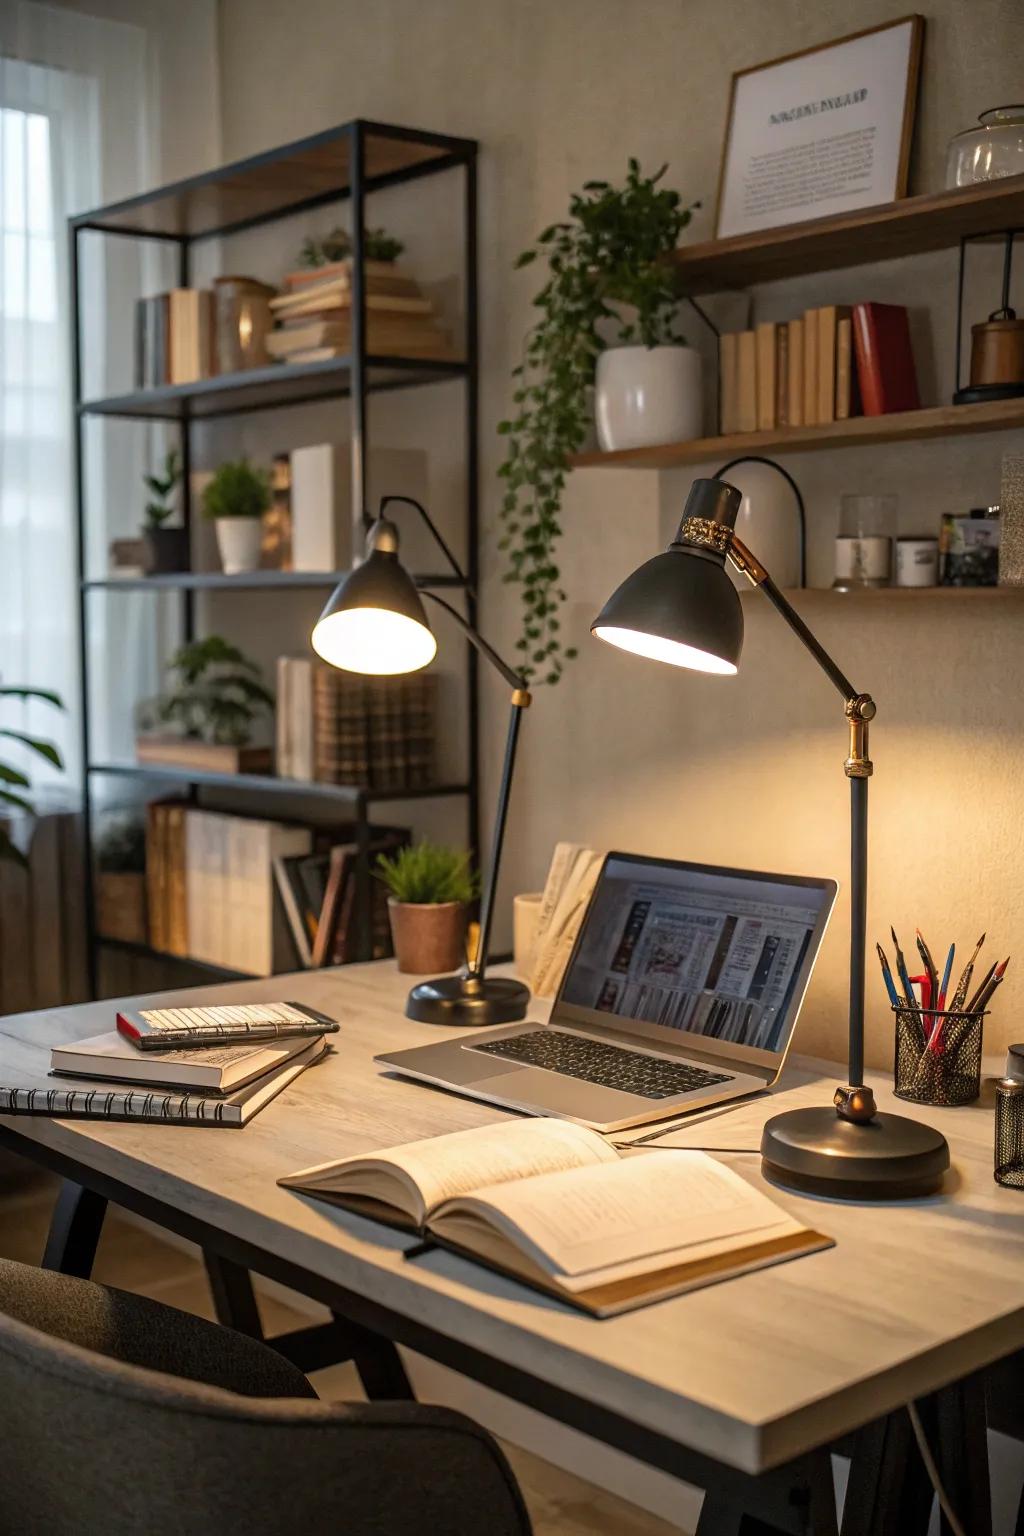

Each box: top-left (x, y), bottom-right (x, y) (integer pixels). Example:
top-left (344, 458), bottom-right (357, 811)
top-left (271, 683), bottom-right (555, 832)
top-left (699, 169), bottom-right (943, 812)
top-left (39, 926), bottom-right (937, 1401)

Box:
top-left (377, 852), bottom-right (837, 1133)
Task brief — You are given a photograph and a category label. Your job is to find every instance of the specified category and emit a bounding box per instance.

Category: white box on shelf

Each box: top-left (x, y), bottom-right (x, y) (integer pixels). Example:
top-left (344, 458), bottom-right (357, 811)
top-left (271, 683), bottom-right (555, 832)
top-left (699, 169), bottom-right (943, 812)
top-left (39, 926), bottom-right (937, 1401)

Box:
top-left (290, 444), bottom-right (429, 572)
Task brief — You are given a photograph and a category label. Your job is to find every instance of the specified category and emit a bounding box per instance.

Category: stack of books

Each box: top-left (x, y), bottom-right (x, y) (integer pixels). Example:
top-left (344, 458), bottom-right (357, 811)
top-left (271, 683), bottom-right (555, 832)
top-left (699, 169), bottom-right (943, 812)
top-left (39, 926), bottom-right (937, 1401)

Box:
top-left (265, 259), bottom-right (458, 365)
top-left (135, 289), bottom-right (214, 387)
top-left (277, 825), bottom-right (409, 969)
top-left (276, 659), bottom-right (436, 790)
top-left (0, 1003), bottom-right (338, 1127)
top-left (719, 301), bottom-right (919, 434)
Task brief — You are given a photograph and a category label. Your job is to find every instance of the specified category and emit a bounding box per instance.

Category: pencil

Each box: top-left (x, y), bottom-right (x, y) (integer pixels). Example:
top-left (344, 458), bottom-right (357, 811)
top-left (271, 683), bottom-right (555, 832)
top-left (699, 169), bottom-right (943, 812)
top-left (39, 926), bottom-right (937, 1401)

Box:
top-left (876, 943), bottom-right (902, 1007)
top-left (966, 960), bottom-right (997, 1015)
top-left (938, 943), bottom-right (955, 1011)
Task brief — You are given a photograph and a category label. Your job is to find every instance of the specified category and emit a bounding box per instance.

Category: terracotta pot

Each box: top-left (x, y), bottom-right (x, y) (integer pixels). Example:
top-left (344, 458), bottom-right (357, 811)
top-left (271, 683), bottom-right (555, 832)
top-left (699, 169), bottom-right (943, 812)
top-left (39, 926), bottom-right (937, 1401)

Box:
top-left (387, 899), bottom-right (467, 975)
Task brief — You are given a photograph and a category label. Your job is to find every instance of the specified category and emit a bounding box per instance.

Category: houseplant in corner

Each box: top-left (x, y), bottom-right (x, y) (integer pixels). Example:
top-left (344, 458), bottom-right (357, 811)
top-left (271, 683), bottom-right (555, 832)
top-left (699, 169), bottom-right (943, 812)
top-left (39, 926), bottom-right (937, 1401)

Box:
top-left (135, 635), bottom-right (274, 775)
top-left (499, 160), bottom-right (697, 685)
top-left (377, 841), bottom-right (478, 975)
top-left (0, 685), bottom-right (63, 866)
top-left (203, 458), bottom-right (272, 575)
top-left (141, 449), bottom-right (188, 575)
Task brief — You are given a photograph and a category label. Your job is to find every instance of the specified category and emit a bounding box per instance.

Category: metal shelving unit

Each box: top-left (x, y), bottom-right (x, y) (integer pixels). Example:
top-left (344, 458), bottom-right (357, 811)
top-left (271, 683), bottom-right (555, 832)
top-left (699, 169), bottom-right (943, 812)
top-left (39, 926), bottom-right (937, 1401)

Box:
top-left (71, 118), bottom-right (479, 994)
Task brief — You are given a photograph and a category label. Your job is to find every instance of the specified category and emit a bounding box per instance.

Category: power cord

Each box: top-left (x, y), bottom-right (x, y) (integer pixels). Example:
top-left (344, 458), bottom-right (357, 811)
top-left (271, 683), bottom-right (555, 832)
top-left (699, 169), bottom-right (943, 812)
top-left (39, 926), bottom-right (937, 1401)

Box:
top-left (907, 1402), bottom-right (968, 1536)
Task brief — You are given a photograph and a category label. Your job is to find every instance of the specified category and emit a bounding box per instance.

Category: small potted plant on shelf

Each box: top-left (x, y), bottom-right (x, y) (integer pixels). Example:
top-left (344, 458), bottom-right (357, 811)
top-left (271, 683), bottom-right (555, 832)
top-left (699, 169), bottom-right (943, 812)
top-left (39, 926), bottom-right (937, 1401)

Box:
top-left (96, 811), bottom-right (147, 945)
top-left (141, 449), bottom-right (189, 575)
top-left (202, 458), bottom-right (271, 575)
top-left (135, 635), bottom-right (274, 775)
top-left (0, 684), bottom-right (63, 866)
top-left (298, 225), bottom-right (405, 268)
top-left (498, 160), bottom-right (697, 687)
top-left (376, 840), bottom-right (478, 975)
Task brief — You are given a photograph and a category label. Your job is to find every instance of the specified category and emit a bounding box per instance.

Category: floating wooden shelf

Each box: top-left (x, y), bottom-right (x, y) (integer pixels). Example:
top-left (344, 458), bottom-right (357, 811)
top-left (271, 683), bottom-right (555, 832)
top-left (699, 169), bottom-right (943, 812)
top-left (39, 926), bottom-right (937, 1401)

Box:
top-left (671, 173), bottom-right (1024, 293)
top-left (568, 398), bottom-right (1024, 470)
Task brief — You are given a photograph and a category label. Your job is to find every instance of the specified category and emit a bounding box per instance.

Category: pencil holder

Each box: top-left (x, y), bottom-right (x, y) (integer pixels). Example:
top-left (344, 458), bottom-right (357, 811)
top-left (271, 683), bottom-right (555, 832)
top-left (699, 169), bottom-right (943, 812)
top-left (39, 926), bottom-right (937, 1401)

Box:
top-left (995, 1077), bottom-right (1024, 1188)
top-left (892, 1005), bottom-right (985, 1107)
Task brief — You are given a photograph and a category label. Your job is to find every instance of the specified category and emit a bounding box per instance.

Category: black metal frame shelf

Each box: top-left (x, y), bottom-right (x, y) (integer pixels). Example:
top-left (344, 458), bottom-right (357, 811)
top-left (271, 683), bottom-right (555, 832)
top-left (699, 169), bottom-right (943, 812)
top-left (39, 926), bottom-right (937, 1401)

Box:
top-left (98, 935), bottom-right (254, 982)
top-left (73, 117), bottom-right (480, 996)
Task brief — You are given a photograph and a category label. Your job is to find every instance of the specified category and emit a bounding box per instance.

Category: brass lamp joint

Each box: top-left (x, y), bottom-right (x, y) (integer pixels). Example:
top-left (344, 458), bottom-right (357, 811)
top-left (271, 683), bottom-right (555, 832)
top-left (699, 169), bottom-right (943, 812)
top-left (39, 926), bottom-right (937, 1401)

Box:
top-left (834, 1084), bottom-right (877, 1123)
top-left (844, 693), bottom-right (875, 779)
top-left (511, 688), bottom-right (532, 708)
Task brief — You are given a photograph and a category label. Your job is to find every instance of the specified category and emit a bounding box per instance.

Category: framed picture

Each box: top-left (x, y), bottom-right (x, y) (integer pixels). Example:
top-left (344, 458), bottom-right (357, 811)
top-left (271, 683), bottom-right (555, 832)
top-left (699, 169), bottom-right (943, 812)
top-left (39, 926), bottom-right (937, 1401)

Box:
top-left (714, 16), bottom-right (924, 240)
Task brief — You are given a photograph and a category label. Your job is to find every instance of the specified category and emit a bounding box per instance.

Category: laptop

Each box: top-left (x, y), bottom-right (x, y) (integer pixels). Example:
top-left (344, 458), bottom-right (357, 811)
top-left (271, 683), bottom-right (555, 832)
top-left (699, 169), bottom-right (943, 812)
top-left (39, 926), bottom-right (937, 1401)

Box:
top-left (377, 851), bottom-right (838, 1133)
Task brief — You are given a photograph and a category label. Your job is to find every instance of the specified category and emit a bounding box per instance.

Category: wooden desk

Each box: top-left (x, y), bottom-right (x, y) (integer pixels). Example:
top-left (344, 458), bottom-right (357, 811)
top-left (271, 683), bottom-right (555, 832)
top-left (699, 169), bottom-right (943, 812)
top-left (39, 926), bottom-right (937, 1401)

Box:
top-left (0, 961), bottom-right (1020, 1535)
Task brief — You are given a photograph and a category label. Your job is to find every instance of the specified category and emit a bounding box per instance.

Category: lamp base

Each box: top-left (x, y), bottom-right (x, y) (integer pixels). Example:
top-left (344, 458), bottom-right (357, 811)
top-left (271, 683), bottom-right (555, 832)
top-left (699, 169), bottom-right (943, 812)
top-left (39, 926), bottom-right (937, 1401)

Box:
top-left (761, 1105), bottom-right (949, 1200)
top-left (405, 974), bottom-right (530, 1027)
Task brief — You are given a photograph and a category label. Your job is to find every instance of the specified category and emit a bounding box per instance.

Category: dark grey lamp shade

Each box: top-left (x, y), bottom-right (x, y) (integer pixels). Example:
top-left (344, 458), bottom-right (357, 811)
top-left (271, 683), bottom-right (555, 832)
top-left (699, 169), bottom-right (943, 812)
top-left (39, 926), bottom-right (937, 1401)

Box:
top-left (592, 545), bottom-right (744, 675)
top-left (311, 539), bottom-right (437, 675)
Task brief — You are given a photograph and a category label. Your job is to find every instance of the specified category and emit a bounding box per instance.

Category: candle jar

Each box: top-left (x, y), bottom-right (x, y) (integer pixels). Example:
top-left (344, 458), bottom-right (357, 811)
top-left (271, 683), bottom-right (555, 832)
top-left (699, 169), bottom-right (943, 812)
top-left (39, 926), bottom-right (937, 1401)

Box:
top-left (995, 1076), bottom-right (1024, 1188)
top-left (833, 494), bottom-right (897, 590)
top-left (214, 276), bottom-right (275, 373)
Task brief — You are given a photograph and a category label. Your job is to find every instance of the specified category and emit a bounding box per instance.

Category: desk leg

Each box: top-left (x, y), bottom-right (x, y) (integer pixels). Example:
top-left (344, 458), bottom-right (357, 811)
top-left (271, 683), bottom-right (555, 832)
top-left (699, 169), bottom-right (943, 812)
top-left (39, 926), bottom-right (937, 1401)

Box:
top-left (695, 1450), bottom-right (837, 1536)
top-left (842, 1409), bottom-right (935, 1535)
top-left (341, 1315), bottom-right (416, 1401)
top-left (933, 1373), bottom-right (991, 1536)
top-left (41, 1180), bottom-right (107, 1278)
top-left (203, 1253), bottom-right (263, 1338)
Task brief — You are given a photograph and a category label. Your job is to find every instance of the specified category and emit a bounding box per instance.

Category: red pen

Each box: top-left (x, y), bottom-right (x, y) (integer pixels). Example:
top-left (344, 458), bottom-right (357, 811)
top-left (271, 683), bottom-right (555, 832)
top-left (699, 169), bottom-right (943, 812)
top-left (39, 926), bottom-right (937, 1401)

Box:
top-left (910, 972), bottom-right (937, 1048)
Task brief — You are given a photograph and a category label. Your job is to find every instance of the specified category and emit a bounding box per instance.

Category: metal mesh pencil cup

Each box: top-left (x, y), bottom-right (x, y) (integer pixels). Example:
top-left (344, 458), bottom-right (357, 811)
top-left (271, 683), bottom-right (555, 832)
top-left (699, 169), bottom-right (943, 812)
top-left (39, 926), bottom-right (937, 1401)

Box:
top-left (892, 1005), bottom-right (985, 1106)
top-left (995, 1077), bottom-right (1024, 1188)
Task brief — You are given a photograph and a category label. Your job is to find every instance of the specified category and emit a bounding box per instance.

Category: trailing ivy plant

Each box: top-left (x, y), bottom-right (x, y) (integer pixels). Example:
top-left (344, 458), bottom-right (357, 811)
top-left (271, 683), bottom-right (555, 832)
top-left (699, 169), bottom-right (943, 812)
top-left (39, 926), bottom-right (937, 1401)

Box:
top-left (497, 161), bottom-right (696, 684)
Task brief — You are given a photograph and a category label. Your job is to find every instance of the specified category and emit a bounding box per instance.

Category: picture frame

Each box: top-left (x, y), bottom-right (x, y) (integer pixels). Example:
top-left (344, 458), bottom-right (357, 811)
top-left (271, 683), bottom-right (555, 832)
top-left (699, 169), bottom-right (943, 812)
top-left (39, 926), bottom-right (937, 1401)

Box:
top-left (714, 16), bottom-right (924, 241)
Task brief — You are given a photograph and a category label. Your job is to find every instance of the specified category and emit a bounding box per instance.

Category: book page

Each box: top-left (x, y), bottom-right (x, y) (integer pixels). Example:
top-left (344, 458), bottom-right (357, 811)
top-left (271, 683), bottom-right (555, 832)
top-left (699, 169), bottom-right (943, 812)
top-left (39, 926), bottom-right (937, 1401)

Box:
top-left (435, 1150), bottom-right (800, 1279)
top-left (281, 1116), bottom-right (618, 1224)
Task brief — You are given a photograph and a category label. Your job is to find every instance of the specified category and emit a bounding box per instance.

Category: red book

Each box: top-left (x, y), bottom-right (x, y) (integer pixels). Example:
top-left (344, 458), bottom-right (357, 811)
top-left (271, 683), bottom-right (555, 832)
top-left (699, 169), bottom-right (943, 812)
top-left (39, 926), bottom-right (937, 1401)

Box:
top-left (852, 303), bottom-right (920, 417)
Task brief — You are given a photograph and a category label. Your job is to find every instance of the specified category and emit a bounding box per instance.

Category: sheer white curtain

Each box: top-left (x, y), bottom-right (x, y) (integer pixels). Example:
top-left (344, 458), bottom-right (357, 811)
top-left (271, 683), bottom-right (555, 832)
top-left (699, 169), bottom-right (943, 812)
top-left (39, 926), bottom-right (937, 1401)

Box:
top-left (0, 0), bottom-right (157, 808)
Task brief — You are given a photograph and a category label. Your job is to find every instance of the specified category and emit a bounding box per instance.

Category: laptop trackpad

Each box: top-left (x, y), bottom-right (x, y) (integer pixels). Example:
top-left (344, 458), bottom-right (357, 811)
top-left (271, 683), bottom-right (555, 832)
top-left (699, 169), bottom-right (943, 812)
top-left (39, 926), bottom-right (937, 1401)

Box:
top-left (470, 1067), bottom-right (638, 1119)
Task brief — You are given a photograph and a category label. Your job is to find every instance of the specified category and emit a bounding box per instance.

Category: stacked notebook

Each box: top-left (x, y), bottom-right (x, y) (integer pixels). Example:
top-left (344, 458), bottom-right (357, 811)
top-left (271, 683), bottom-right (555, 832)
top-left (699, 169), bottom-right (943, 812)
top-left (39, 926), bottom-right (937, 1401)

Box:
top-left (280, 1119), bottom-right (832, 1317)
top-left (0, 1002), bottom-right (337, 1127)
top-left (266, 259), bottom-right (458, 365)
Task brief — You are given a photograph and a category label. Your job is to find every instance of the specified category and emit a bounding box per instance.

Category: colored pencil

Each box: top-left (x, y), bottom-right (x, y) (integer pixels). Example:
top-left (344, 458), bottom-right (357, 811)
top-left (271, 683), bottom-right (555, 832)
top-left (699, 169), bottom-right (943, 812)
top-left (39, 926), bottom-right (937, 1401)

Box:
top-left (937, 943), bottom-right (955, 1011)
top-left (876, 942), bottom-right (901, 1007)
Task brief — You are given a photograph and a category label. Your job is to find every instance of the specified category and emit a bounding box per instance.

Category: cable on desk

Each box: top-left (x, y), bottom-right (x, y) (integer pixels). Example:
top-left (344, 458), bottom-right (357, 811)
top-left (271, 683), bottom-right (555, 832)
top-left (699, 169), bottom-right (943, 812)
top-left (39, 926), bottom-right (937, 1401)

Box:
top-left (907, 1402), bottom-right (967, 1536)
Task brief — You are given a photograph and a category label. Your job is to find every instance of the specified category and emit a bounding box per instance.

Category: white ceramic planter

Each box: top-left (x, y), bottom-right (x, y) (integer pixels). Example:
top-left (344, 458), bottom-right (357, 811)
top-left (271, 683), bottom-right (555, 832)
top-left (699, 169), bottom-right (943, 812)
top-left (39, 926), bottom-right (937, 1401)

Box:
top-left (595, 345), bottom-right (702, 451)
top-left (723, 460), bottom-right (804, 591)
top-left (215, 516), bottom-right (262, 575)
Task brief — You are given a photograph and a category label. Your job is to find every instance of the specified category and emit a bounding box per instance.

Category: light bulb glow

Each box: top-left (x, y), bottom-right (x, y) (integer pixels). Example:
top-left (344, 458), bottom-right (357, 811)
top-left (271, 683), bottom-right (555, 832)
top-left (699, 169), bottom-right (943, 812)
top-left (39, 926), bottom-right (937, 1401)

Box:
top-left (311, 607), bottom-right (437, 675)
top-left (592, 624), bottom-right (737, 676)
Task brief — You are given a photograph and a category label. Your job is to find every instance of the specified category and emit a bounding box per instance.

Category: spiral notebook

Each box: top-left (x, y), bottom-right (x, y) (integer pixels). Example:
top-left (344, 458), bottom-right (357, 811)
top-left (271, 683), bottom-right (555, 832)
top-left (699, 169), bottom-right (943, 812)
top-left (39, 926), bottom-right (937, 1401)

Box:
top-left (0, 1035), bottom-right (328, 1127)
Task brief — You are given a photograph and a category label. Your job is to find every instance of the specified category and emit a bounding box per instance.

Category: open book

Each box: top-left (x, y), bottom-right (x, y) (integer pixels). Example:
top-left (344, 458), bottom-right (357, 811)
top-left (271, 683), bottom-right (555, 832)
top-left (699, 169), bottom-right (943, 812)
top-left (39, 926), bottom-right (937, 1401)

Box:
top-left (279, 1119), bottom-right (831, 1317)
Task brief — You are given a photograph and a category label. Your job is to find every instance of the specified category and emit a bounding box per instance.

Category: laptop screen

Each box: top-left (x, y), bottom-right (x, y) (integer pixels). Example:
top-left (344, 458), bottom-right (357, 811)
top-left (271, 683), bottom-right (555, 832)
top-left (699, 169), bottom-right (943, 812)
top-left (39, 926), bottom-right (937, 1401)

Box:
top-left (557, 853), bottom-right (836, 1058)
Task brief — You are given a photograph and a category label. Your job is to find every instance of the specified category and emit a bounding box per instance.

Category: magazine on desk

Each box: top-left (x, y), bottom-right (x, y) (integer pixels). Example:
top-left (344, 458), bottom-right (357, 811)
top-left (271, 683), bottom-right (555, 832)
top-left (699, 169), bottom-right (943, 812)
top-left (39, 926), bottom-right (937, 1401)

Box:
top-left (279, 1119), bottom-right (832, 1316)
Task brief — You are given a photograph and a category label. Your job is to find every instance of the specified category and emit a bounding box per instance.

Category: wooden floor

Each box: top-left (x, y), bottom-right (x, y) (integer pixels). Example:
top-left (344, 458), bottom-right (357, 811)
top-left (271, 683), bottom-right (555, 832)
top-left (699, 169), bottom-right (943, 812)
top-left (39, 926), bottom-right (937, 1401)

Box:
top-left (0, 1155), bottom-right (685, 1536)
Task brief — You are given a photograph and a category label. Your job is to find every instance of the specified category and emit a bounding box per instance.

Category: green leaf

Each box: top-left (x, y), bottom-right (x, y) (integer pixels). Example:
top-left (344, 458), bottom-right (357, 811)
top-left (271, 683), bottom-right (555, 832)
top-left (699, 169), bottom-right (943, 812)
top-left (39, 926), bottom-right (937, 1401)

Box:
top-left (0, 787), bottom-right (34, 814)
top-left (0, 730), bottom-right (62, 769)
top-left (0, 686), bottom-right (63, 709)
top-left (0, 763), bottom-right (30, 788)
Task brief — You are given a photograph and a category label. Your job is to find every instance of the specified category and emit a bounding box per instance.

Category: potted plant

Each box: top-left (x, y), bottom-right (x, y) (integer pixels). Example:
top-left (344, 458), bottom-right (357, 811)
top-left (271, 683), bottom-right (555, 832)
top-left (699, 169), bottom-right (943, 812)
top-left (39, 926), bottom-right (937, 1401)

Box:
top-left (298, 225), bottom-right (405, 268)
top-left (498, 161), bottom-right (697, 684)
top-left (141, 450), bottom-right (189, 575)
top-left (0, 684), bottom-right (63, 866)
top-left (96, 812), bottom-right (147, 944)
top-left (202, 458), bottom-right (271, 575)
top-left (376, 841), bottom-right (478, 975)
top-left (135, 635), bottom-right (274, 774)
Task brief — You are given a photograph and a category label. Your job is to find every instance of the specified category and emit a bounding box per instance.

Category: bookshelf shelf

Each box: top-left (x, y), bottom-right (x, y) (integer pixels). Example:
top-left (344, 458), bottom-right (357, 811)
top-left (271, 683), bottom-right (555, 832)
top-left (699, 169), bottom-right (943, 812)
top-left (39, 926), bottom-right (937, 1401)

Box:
top-left (568, 398), bottom-right (1024, 470)
top-left (82, 570), bottom-right (467, 593)
top-left (72, 118), bottom-right (480, 994)
top-left (80, 354), bottom-right (468, 422)
top-left (670, 173), bottom-right (1024, 294)
top-left (89, 761), bottom-right (472, 804)
top-left (98, 935), bottom-right (253, 981)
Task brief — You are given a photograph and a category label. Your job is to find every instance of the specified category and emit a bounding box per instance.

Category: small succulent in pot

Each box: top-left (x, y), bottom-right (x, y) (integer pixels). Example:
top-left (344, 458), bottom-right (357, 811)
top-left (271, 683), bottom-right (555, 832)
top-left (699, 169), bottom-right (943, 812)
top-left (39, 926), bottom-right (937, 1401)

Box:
top-left (202, 458), bottom-right (272, 575)
top-left (376, 841), bottom-right (478, 975)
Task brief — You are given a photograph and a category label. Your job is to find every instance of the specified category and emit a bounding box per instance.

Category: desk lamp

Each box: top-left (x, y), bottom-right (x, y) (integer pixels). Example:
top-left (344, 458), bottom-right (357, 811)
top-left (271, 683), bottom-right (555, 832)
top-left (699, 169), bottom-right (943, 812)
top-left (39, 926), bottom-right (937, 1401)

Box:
top-left (591, 476), bottom-right (949, 1199)
top-left (311, 495), bottom-right (530, 1028)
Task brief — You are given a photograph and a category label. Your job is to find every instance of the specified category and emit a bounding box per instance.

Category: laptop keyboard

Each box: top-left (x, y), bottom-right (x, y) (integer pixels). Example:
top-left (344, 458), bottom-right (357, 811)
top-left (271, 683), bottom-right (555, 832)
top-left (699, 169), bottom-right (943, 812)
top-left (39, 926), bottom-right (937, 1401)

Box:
top-left (469, 1030), bottom-right (731, 1101)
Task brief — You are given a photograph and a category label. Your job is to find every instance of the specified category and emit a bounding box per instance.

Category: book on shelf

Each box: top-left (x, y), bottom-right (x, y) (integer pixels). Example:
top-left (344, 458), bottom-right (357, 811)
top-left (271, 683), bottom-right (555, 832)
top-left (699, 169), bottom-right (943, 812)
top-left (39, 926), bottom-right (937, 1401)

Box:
top-left (815, 305), bottom-right (851, 426)
top-left (1, 1035), bottom-right (327, 1127)
top-left (802, 308), bottom-right (819, 427)
top-left (279, 1120), bottom-right (832, 1318)
top-left (51, 1029), bottom-right (317, 1094)
top-left (310, 827), bottom-right (409, 968)
top-left (135, 736), bottom-right (273, 776)
top-left (280, 258), bottom-right (428, 298)
top-left (270, 287), bottom-right (433, 319)
top-left (272, 853), bottom-right (318, 968)
top-left (116, 999), bottom-right (339, 1050)
top-left (135, 289), bottom-right (213, 389)
top-left (835, 315), bottom-right (854, 421)
top-left (786, 318), bottom-right (804, 428)
top-left (852, 302), bottom-right (920, 416)
top-left (718, 331), bottom-right (737, 435)
top-left (266, 315), bottom-right (457, 362)
top-left (307, 664), bottom-right (437, 790)
top-left (775, 322), bottom-right (790, 429)
top-left (734, 330), bottom-right (757, 433)
top-left (145, 799), bottom-right (188, 958)
top-left (183, 808), bottom-right (312, 975)
top-left (755, 321), bottom-right (776, 432)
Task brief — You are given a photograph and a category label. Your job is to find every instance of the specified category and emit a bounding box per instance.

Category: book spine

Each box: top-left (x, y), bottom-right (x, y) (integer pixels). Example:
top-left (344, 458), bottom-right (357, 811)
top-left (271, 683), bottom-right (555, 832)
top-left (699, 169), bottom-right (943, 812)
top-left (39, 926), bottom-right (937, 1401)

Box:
top-left (735, 331), bottom-right (756, 433)
top-left (802, 309), bottom-right (819, 427)
top-left (718, 332), bottom-right (737, 435)
top-left (786, 318), bottom-right (804, 428)
top-left (775, 324), bottom-right (789, 429)
top-left (755, 322), bottom-right (776, 431)
top-left (276, 656), bottom-right (292, 778)
top-left (852, 304), bottom-right (882, 416)
top-left (835, 316), bottom-right (853, 421)
top-left (165, 803), bottom-right (188, 957)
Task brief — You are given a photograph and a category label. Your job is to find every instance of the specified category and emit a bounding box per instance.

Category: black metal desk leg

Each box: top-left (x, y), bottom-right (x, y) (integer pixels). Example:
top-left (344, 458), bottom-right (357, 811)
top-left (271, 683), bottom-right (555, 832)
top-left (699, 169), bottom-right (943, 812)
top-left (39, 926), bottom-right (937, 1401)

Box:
top-left (41, 1180), bottom-right (107, 1278)
top-left (933, 1373), bottom-right (992, 1536)
top-left (203, 1253), bottom-right (264, 1338)
top-left (342, 1315), bottom-right (416, 1401)
top-left (696, 1450), bottom-right (837, 1536)
top-left (841, 1410), bottom-right (934, 1535)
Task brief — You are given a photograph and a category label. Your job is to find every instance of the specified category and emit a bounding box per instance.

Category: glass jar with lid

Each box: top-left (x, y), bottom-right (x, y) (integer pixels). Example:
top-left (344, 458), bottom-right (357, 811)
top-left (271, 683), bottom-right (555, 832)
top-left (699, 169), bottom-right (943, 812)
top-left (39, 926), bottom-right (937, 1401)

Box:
top-left (947, 106), bottom-right (1024, 189)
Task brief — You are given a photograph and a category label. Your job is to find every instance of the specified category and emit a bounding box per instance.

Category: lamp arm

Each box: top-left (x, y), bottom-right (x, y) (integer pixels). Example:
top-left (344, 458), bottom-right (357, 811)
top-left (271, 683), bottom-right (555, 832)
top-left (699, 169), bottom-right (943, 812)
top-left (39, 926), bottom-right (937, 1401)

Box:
top-left (378, 494), bottom-right (473, 595)
top-left (419, 590), bottom-right (526, 691)
top-left (727, 530), bottom-right (876, 1114)
top-left (714, 456), bottom-right (806, 588)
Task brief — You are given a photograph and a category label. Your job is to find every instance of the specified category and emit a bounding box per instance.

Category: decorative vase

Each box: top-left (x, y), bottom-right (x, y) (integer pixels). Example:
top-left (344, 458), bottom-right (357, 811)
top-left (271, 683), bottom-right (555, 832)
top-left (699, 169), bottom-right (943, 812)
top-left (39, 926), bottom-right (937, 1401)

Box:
top-left (722, 461), bottom-right (804, 592)
top-left (213, 275), bottom-right (275, 373)
top-left (595, 345), bottom-right (702, 452)
top-left (387, 898), bottom-right (467, 975)
top-left (214, 517), bottom-right (263, 575)
top-left (142, 526), bottom-right (190, 575)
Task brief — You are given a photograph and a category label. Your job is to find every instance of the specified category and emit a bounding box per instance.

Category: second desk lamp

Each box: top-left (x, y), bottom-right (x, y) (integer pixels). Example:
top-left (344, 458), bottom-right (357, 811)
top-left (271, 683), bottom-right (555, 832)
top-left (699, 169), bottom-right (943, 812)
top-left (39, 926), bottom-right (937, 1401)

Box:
top-left (311, 495), bottom-right (531, 1028)
top-left (592, 476), bottom-right (949, 1199)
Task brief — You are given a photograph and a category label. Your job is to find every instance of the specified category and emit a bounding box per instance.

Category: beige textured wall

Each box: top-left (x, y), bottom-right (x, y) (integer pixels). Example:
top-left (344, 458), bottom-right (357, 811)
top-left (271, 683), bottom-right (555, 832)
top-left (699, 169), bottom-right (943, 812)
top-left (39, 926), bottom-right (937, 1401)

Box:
top-left (216, 0), bottom-right (1024, 1067)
